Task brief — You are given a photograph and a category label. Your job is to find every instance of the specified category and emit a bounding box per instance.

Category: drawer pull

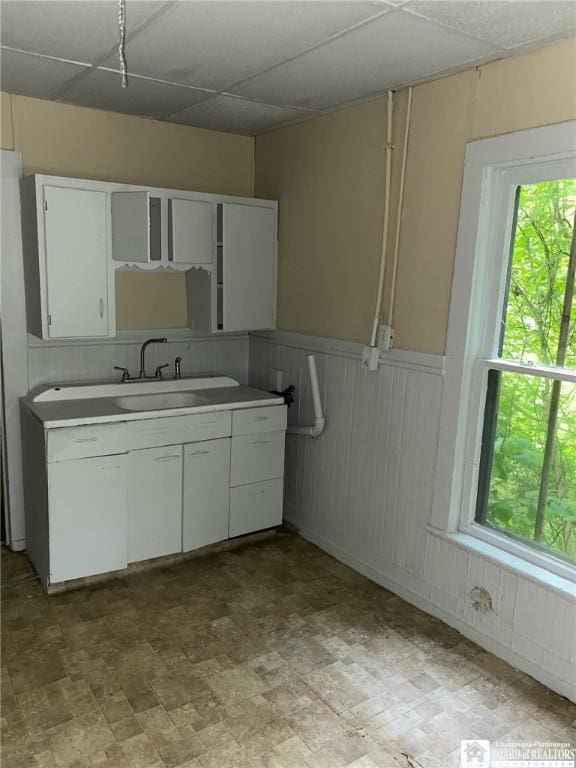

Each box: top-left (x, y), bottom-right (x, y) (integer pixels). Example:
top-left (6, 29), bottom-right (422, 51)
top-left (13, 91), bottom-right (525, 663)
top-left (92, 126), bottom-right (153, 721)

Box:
top-left (250, 440), bottom-right (269, 446)
top-left (156, 454), bottom-right (180, 462)
top-left (74, 437), bottom-right (99, 444)
top-left (187, 450), bottom-right (210, 457)
top-left (253, 416), bottom-right (269, 421)
top-left (194, 421), bottom-right (218, 427)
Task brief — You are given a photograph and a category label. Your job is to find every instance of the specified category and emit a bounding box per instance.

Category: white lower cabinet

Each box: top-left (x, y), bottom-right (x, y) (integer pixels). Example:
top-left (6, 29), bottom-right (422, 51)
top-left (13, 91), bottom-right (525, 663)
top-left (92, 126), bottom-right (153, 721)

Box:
top-left (49, 454), bottom-right (127, 582)
top-left (229, 479), bottom-right (284, 538)
top-left (24, 404), bottom-right (287, 587)
top-left (183, 438), bottom-right (230, 552)
top-left (127, 446), bottom-right (183, 563)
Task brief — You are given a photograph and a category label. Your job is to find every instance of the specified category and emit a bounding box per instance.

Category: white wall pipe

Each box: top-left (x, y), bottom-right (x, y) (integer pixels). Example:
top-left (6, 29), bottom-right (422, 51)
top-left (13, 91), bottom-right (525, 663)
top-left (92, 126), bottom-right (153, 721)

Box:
top-left (286, 354), bottom-right (325, 438)
top-left (387, 86), bottom-right (413, 329)
top-left (369, 90), bottom-right (394, 348)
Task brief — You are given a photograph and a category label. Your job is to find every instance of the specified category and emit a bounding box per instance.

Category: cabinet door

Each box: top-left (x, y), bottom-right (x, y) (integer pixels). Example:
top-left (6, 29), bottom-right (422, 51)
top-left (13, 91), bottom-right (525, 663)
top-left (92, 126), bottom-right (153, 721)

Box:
top-left (169, 199), bottom-right (214, 264)
top-left (49, 454), bottom-right (127, 583)
top-left (222, 204), bottom-right (276, 331)
top-left (127, 446), bottom-right (182, 563)
top-left (229, 479), bottom-right (283, 538)
top-left (43, 186), bottom-right (109, 338)
top-left (183, 438), bottom-right (230, 552)
top-left (111, 191), bottom-right (150, 263)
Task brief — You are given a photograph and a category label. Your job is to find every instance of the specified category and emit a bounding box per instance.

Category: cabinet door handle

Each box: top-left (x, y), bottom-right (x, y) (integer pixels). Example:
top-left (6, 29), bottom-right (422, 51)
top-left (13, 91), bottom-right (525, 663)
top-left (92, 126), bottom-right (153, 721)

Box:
top-left (98, 298), bottom-right (105, 318)
top-left (74, 437), bottom-right (98, 444)
top-left (156, 454), bottom-right (180, 461)
top-left (187, 450), bottom-right (210, 457)
top-left (250, 440), bottom-right (269, 446)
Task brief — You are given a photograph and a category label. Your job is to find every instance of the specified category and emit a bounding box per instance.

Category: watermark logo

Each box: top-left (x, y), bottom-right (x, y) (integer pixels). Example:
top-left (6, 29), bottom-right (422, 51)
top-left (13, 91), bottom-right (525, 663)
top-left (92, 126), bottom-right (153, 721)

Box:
top-left (460, 741), bottom-right (575, 767)
top-left (461, 740), bottom-right (490, 767)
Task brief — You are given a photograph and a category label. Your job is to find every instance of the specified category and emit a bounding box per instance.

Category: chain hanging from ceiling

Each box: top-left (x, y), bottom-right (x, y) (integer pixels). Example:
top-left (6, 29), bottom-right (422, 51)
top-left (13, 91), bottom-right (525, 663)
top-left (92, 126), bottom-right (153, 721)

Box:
top-left (118, 0), bottom-right (128, 88)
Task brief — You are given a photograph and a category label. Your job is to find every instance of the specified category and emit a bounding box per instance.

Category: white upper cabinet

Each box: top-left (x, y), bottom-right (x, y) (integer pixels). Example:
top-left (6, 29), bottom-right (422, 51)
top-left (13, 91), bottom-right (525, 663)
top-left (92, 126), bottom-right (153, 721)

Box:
top-left (21, 174), bottom-right (277, 338)
top-left (111, 191), bottom-right (162, 263)
top-left (43, 186), bottom-right (111, 338)
top-left (168, 198), bottom-right (214, 264)
top-left (218, 203), bottom-right (277, 332)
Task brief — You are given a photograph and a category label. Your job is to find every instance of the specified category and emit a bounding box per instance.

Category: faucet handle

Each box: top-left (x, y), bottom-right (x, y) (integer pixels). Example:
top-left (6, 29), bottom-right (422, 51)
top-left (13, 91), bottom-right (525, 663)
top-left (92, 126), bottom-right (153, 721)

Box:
top-left (155, 364), bottom-right (169, 379)
top-left (114, 366), bottom-right (130, 382)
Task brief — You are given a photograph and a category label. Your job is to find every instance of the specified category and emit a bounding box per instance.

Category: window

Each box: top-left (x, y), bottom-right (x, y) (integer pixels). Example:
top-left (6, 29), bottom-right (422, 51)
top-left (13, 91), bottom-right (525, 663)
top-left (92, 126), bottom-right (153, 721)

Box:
top-left (431, 121), bottom-right (576, 580)
top-left (475, 179), bottom-right (576, 564)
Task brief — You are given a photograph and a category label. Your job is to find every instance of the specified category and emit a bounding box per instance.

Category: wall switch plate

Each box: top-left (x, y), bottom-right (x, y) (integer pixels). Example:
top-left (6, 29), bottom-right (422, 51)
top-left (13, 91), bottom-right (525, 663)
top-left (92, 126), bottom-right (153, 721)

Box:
top-left (362, 346), bottom-right (380, 372)
top-left (378, 324), bottom-right (395, 352)
top-left (271, 368), bottom-right (283, 391)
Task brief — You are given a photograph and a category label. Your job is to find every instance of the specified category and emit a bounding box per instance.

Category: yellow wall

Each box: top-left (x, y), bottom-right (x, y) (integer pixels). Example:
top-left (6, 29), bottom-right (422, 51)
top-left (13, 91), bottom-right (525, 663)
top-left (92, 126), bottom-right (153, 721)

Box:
top-left (1, 92), bottom-right (14, 150)
top-left (1, 93), bottom-right (253, 329)
top-left (1, 93), bottom-right (253, 194)
top-left (115, 271), bottom-right (188, 330)
top-left (255, 38), bottom-right (576, 352)
top-left (255, 99), bottom-right (388, 342)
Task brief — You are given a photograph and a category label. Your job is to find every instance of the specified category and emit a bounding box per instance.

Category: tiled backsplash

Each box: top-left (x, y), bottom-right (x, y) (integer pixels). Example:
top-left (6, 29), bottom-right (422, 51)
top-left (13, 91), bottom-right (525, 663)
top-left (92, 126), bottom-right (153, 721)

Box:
top-left (27, 334), bottom-right (250, 391)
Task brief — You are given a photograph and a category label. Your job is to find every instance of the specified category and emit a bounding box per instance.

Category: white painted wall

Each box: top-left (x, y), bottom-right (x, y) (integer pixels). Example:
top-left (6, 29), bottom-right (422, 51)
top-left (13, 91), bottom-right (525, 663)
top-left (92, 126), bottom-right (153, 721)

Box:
top-left (249, 330), bottom-right (576, 703)
top-left (1, 150), bottom-right (29, 550)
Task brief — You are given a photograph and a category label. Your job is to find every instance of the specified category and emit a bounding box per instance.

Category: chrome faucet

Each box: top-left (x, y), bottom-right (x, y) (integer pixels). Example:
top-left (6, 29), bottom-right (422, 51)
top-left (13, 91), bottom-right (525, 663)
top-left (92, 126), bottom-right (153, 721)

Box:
top-left (139, 338), bottom-right (167, 378)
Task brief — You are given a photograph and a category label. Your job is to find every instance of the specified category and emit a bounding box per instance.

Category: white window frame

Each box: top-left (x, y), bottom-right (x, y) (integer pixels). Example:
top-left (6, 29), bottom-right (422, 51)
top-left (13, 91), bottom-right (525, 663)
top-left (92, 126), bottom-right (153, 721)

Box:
top-left (431, 121), bottom-right (576, 582)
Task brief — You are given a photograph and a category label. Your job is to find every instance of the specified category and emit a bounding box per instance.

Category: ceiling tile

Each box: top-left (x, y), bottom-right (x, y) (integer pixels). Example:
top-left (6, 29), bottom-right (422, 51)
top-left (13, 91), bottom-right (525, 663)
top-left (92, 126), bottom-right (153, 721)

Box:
top-left (408, 1), bottom-right (576, 50)
top-left (167, 95), bottom-right (311, 135)
top-left (231, 9), bottom-right (500, 109)
top-left (102, 1), bottom-right (389, 90)
top-left (0, 48), bottom-right (89, 99)
top-left (0, 0), bottom-right (164, 65)
top-left (59, 68), bottom-right (210, 119)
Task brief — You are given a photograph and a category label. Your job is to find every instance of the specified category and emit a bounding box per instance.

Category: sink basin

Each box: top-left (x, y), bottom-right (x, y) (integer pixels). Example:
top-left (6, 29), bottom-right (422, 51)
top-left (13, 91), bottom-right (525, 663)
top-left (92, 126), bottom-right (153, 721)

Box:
top-left (116, 392), bottom-right (208, 411)
top-left (32, 375), bottom-right (240, 402)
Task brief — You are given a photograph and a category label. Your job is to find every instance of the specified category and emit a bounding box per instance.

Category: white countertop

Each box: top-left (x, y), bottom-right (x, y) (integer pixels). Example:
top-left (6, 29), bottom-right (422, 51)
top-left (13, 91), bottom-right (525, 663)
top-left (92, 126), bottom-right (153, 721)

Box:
top-left (22, 380), bottom-right (284, 429)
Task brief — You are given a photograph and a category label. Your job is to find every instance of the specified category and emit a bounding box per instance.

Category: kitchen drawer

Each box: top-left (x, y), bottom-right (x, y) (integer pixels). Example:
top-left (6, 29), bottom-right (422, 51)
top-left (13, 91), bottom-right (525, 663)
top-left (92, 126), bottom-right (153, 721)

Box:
top-left (127, 410), bottom-right (231, 450)
top-left (230, 430), bottom-right (285, 487)
top-left (232, 405), bottom-right (286, 436)
top-left (229, 479), bottom-right (283, 538)
top-left (47, 422), bottom-right (127, 463)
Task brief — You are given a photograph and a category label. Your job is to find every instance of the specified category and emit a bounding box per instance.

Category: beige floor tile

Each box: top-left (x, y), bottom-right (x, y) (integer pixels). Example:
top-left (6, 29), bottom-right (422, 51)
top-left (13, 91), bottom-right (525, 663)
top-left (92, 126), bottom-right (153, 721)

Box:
top-left (1, 534), bottom-right (573, 768)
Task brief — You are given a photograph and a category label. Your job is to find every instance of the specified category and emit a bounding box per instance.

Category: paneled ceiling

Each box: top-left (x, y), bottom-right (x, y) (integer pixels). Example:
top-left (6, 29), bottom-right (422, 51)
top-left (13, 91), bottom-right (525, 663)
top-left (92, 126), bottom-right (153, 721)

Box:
top-left (1, 0), bottom-right (575, 136)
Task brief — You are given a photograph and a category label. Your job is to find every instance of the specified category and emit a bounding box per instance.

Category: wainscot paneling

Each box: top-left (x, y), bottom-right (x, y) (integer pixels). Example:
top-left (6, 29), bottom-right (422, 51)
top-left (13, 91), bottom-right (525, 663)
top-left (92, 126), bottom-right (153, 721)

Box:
top-left (249, 330), bottom-right (575, 702)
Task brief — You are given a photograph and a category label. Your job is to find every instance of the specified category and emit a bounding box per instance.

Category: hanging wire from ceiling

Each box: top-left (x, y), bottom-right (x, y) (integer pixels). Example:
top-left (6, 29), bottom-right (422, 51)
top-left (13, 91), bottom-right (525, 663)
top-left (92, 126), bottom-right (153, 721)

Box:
top-left (118, 0), bottom-right (128, 88)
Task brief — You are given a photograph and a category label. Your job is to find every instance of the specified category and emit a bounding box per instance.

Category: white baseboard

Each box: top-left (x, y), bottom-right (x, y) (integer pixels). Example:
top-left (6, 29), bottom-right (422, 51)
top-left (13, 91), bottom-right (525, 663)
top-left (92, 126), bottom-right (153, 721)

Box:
top-left (288, 515), bottom-right (575, 703)
top-left (9, 538), bottom-right (26, 552)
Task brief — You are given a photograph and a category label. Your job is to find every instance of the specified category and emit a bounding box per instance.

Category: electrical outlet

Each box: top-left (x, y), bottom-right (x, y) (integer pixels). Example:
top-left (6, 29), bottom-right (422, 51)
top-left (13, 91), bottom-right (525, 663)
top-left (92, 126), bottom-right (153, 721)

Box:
top-left (362, 346), bottom-right (380, 372)
top-left (271, 368), bottom-right (283, 391)
top-left (378, 324), bottom-right (395, 352)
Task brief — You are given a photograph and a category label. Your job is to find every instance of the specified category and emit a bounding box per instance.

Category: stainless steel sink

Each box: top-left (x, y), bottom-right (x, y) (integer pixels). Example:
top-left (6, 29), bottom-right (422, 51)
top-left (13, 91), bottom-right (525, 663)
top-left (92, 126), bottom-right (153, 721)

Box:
top-left (115, 392), bottom-right (208, 411)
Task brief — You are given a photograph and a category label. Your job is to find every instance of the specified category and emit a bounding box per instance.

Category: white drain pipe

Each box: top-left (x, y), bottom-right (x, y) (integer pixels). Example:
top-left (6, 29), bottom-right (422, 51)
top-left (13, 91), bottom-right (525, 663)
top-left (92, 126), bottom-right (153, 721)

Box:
top-left (369, 89), bottom-right (394, 348)
top-left (286, 354), bottom-right (325, 438)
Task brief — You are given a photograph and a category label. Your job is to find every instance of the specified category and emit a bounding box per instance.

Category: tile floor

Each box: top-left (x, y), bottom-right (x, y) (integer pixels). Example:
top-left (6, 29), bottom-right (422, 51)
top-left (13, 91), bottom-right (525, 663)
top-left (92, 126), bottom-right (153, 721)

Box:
top-left (1, 532), bottom-right (574, 768)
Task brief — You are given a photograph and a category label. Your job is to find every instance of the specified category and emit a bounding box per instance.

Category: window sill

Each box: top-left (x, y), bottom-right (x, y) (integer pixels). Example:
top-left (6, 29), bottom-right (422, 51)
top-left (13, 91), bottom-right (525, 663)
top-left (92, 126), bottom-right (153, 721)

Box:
top-left (428, 526), bottom-right (576, 601)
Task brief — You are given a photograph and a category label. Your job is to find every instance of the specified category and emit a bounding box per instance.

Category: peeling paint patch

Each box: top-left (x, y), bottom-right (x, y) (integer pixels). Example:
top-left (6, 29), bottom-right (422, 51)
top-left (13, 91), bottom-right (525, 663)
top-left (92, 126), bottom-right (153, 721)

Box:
top-left (470, 586), bottom-right (494, 614)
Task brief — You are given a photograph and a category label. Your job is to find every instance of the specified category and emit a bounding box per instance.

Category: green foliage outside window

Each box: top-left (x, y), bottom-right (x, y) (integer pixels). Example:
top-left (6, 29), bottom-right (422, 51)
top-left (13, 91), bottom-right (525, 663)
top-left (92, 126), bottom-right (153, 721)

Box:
top-left (478, 179), bottom-right (576, 562)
